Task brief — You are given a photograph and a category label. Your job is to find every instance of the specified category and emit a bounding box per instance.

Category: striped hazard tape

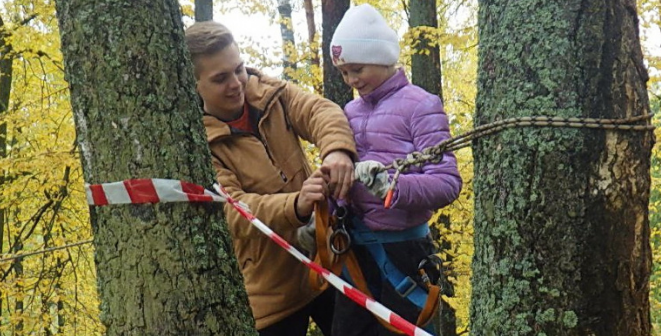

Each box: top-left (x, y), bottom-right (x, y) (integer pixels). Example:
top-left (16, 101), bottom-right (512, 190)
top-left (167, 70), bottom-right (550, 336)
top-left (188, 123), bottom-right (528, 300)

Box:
top-left (86, 178), bottom-right (226, 205)
top-left (85, 179), bottom-right (432, 336)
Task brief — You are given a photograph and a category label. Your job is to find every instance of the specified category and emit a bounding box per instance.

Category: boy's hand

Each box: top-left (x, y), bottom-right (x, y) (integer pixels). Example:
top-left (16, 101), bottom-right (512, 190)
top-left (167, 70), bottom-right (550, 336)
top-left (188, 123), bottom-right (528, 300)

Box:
top-left (321, 150), bottom-right (354, 201)
top-left (296, 169), bottom-right (329, 219)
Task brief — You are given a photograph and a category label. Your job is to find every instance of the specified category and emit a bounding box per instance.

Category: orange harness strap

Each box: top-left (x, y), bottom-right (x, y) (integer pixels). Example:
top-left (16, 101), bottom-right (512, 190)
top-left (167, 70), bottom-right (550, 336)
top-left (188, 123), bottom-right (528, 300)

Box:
top-left (308, 201), bottom-right (441, 333)
top-left (309, 201), bottom-right (347, 291)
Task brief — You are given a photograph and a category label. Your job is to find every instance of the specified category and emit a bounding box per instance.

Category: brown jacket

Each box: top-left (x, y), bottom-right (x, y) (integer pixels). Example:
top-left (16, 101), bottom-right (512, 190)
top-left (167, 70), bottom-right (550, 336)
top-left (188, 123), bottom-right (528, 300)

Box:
top-left (204, 68), bottom-right (357, 329)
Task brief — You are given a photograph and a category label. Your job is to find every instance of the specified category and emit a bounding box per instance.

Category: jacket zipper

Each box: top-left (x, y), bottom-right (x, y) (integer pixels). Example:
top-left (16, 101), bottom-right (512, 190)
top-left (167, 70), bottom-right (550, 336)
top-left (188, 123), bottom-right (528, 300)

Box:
top-left (256, 85), bottom-right (288, 182)
top-left (213, 82), bottom-right (289, 183)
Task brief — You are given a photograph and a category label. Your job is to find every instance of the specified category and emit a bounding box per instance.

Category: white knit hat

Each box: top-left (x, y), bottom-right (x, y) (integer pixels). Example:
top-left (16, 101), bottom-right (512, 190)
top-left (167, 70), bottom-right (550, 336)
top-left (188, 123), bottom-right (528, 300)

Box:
top-left (330, 4), bottom-right (400, 66)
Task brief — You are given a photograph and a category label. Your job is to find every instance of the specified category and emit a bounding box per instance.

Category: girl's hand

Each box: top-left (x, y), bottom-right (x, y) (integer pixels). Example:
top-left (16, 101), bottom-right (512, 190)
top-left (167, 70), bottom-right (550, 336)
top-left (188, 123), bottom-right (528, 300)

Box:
top-left (354, 160), bottom-right (390, 199)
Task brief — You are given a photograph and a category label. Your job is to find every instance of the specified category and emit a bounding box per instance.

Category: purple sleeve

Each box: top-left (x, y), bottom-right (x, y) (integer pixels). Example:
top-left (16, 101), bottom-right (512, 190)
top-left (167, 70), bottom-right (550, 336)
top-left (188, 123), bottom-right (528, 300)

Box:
top-left (391, 95), bottom-right (462, 210)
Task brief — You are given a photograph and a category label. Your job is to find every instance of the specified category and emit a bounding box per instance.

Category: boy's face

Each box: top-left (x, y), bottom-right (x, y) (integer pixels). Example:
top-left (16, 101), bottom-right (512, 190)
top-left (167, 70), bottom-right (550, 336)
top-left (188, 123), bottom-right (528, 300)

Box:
top-left (195, 43), bottom-right (248, 120)
top-left (337, 64), bottom-right (394, 96)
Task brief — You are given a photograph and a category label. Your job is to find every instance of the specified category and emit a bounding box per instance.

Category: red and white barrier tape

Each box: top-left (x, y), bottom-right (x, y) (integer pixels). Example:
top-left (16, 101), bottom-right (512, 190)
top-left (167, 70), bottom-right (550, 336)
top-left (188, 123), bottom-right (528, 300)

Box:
top-left (85, 179), bottom-right (432, 336)
top-left (86, 178), bottom-right (226, 205)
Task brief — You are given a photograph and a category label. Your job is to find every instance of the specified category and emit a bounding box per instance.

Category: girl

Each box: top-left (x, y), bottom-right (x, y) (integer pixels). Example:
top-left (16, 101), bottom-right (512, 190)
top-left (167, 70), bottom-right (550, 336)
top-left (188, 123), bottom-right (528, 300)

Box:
top-left (329, 4), bottom-right (462, 335)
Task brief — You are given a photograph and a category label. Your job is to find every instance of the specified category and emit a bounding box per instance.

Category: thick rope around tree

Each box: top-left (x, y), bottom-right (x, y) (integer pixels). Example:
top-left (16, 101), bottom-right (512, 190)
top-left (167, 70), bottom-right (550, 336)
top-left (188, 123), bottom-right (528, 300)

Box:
top-left (380, 114), bottom-right (655, 207)
top-left (384, 114), bottom-right (655, 172)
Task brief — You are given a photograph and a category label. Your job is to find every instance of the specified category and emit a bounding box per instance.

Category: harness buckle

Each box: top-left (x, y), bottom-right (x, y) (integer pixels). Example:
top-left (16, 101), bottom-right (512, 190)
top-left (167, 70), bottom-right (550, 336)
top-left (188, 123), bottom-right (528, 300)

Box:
top-left (395, 276), bottom-right (418, 298)
top-left (418, 255), bottom-right (442, 288)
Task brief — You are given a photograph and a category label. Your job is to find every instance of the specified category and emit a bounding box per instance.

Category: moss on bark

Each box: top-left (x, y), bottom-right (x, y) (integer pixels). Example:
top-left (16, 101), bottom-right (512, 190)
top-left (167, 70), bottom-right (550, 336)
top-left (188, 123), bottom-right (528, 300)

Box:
top-left (471, 0), bottom-right (653, 335)
top-left (55, 1), bottom-right (256, 335)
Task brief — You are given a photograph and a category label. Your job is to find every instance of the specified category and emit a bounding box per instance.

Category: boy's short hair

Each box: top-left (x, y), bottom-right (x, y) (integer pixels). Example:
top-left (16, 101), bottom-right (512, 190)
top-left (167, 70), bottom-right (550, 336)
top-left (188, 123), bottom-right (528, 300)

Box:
top-left (185, 21), bottom-right (235, 78)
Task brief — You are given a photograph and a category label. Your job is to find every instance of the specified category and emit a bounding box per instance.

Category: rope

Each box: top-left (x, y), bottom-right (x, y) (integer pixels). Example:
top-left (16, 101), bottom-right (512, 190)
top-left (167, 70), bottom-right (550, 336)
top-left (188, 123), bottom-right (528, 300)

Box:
top-left (381, 114), bottom-right (655, 207)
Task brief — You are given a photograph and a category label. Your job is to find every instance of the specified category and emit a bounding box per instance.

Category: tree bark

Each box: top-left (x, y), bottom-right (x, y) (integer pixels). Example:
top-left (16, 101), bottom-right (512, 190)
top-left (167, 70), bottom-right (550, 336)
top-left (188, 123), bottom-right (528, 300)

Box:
top-left (277, 0), bottom-right (297, 81)
top-left (321, 0), bottom-right (352, 105)
top-left (14, 251), bottom-right (24, 336)
top-left (430, 215), bottom-right (458, 336)
top-left (409, 3), bottom-right (456, 334)
top-left (0, 13), bottom-right (13, 328)
top-left (408, 0), bottom-right (443, 101)
top-left (195, 0), bottom-right (213, 22)
top-left (303, 0), bottom-right (322, 94)
top-left (471, 0), bottom-right (653, 335)
top-left (54, 1), bottom-right (255, 335)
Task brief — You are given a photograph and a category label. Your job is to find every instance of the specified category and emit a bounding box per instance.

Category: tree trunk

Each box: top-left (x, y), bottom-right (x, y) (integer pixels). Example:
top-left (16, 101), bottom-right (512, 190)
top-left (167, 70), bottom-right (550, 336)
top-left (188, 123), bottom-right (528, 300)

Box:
top-left (303, 0), bottom-right (322, 94)
top-left (430, 215), bottom-right (458, 336)
top-left (54, 1), bottom-right (255, 335)
top-left (471, 0), bottom-right (654, 335)
top-left (195, 0), bottom-right (213, 22)
top-left (408, 3), bottom-right (456, 334)
top-left (408, 0), bottom-right (443, 101)
top-left (13, 239), bottom-right (24, 335)
top-left (0, 13), bottom-right (13, 328)
top-left (321, 0), bottom-right (352, 105)
top-left (277, 0), bottom-right (297, 82)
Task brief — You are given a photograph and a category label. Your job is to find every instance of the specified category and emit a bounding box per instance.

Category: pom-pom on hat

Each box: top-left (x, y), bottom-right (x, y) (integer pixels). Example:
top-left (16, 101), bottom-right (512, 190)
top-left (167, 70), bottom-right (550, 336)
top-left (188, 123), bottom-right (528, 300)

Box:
top-left (330, 4), bottom-right (400, 67)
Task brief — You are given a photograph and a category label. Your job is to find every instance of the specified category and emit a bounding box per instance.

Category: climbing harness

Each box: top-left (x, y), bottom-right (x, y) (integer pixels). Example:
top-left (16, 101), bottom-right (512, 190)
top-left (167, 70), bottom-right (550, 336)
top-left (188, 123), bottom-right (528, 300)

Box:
top-left (310, 201), bottom-right (442, 334)
top-left (349, 217), bottom-right (441, 334)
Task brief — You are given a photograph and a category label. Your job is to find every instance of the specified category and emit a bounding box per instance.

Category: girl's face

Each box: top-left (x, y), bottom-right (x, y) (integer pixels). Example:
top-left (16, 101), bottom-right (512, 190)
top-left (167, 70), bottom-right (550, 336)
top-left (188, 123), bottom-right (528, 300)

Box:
top-left (337, 64), bottom-right (396, 96)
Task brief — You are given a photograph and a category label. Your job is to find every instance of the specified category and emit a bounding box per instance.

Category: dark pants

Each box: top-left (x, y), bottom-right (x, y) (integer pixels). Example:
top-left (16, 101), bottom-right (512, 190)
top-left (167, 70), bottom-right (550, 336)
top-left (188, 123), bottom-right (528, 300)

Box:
top-left (331, 237), bottom-right (439, 336)
top-left (258, 288), bottom-right (335, 336)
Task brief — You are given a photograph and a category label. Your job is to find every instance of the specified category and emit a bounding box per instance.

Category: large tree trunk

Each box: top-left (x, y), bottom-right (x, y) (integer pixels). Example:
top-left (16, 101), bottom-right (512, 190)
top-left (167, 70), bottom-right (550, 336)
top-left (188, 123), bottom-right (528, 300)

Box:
top-left (471, 0), bottom-right (654, 335)
top-left (55, 1), bottom-right (255, 335)
top-left (408, 0), bottom-right (443, 100)
top-left (195, 0), bottom-right (213, 22)
top-left (277, 0), bottom-right (297, 81)
top-left (321, 0), bottom-right (352, 105)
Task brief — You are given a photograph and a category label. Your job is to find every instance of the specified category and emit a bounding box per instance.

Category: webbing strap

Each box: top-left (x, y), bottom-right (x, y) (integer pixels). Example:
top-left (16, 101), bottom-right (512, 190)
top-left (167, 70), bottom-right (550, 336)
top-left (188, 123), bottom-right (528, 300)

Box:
top-left (350, 219), bottom-right (430, 245)
top-left (309, 201), bottom-right (347, 291)
top-left (349, 218), bottom-right (431, 308)
top-left (362, 242), bottom-right (429, 310)
top-left (343, 250), bottom-right (440, 335)
top-left (309, 203), bottom-right (440, 335)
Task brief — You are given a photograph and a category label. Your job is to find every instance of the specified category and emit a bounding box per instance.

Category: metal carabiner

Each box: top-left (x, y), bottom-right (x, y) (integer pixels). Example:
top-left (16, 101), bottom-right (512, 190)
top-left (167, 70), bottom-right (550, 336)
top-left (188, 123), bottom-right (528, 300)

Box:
top-left (329, 226), bottom-right (351, 255)
top-left (417, 254), bottom-right (443, 287)
top-left (329, 205), bottom-right (351, 255)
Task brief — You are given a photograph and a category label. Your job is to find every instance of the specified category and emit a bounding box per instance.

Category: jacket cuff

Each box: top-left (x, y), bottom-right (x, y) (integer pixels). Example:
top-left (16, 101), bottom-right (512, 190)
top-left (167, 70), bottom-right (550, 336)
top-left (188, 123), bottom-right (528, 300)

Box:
top-left (285, 192), bottom-right (307, 228)
top-left (320, 142), bottom-right (359, 162)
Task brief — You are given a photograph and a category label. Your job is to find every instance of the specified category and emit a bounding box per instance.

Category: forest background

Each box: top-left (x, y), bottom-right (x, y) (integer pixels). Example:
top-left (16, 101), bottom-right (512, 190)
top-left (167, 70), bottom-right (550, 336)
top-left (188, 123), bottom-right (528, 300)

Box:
top-left (0, 0), bottom-right (659, 335)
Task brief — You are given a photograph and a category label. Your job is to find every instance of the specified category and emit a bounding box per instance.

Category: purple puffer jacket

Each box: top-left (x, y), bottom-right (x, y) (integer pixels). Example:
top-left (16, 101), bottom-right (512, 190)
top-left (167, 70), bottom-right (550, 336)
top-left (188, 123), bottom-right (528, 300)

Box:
top-left (346, 68), bottom-right (462, 231)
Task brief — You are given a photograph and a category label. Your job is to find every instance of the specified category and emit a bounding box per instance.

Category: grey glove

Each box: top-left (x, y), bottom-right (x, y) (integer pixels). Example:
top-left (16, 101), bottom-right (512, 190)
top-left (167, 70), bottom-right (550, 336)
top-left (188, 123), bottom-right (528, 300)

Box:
top-left (296, 213), bottom-right (316, 256)
top-left (354, 160), bottom-right (390, 199)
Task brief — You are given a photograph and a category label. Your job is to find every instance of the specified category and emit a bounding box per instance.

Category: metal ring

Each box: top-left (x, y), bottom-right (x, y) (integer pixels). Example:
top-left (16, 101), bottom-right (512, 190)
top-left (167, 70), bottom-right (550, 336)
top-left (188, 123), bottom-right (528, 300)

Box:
top-left (335, 206), bottom-right (348, 221)
top-left (329, 228), bottom-right (351, 255)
